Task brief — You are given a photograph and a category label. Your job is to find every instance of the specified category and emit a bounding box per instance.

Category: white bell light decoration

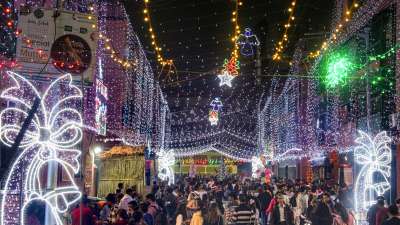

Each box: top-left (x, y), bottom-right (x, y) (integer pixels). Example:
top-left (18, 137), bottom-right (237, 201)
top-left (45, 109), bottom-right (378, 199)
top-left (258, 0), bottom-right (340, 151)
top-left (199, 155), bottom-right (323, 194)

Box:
top-left (0, 71), bottom-right (83, 225)
top-left (157, 149), bottom-right (175, 185)
top-left (354, 130), bottom-right (392, 223)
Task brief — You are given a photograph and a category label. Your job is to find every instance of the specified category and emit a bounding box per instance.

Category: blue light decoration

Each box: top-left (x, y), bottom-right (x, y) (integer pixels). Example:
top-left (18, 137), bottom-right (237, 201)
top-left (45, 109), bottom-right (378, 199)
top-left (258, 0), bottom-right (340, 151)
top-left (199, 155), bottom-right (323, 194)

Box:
top-left (209, 97), bottom-right (223, 126)
top-left (236, 28), bottom-right (260, 56)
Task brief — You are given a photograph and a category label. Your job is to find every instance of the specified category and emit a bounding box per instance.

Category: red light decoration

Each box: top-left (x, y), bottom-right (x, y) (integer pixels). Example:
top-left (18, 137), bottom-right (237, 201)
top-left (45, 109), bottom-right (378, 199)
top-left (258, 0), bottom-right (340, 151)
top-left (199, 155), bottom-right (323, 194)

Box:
top-left (223, 56), bottom-right (240, 76)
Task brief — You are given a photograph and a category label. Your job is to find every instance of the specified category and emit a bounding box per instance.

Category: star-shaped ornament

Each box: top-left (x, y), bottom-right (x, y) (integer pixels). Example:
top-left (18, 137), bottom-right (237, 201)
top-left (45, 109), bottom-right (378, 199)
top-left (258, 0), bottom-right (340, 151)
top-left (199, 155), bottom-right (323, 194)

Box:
top-left (218, 70), bottom-right (234, 87)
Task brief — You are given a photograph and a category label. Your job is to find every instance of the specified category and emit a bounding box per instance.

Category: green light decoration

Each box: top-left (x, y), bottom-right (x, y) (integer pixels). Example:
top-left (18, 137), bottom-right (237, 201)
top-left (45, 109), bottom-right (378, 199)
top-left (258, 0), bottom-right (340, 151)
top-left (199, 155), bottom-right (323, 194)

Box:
top-left (320, 50), bottom-right (358, 89)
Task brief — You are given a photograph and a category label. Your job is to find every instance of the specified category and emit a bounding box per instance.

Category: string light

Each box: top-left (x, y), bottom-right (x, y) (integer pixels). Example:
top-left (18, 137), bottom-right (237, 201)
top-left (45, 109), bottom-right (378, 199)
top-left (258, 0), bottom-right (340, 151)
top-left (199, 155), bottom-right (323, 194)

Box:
top-left (143, 0), bottom-right (174, 67)
top-left (308, 2), bottom-right (361, 59)
top-left (217, 0), bottom-right (242, 80)
top-left (0, 72), bottom-right (83, 225)
top-left (272, 1), bottom-right (297, 61)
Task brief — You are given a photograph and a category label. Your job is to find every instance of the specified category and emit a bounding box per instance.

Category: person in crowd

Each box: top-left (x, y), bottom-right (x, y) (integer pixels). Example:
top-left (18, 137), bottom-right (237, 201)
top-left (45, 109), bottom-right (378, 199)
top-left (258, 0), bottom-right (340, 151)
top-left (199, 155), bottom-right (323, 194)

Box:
top-left (312, 193), bottom-right (333, 225)
top-left (231, 194), bottom-right (257, 225)
top-left (100, 193), bottom-right (115, 223)
top-left (332, 202), bottom-right (355, 225)
top-left (187, 191), bottom-right (200, 218)
top-left (140, 202), bottom-right (154, 225)
top-left (119, 188), bottom-right (134, 211)
top-left (205, 202), bottom-right (223, 225)
top-left (128, 211), bottom-right (145, 225)
top-left (146, 193), bottom-right (161, 218)
top-left (367, 196), bottom-right (385, 225)
top-left (375, 198), bottom-right (389, 225)
top-left (114, 209), bottom-right (129, 225)
top-left (165, 187), bottom-right (178, 220)
top-left (151, 181), bottom-right (159, 195)
top-left (270, 194), bottom-right (294, 225)
top-left (306, 197), bottom-right (318, 225)
top-left (175, 203), bottom-right (188, 225)
top-left (382, 205), bottom-right (400, 225)
top-left (128, 200), bottom-right (139, 217)
top-left (396, 199), bottom-right (400, 209)
top-left (190, 201), bottom-right (204, 225)
top-left (117, 183), bottom-right (124, 194)
top-left (259, 184), bottom-right (273, 225)
top-left (71, 195), bottom-right (95, 225)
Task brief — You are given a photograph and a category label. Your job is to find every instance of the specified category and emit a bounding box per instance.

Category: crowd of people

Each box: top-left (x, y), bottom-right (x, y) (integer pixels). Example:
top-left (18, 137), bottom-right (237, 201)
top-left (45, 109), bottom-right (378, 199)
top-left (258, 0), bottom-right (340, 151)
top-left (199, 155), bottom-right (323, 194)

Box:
top-left (68, 176), bottom-right (400, 225)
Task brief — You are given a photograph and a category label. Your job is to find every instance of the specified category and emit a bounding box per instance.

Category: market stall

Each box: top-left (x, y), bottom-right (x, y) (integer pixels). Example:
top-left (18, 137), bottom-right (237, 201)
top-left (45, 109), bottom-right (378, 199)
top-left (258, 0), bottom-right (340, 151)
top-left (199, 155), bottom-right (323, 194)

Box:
top-left (98, 146), bottom-right (145, 197)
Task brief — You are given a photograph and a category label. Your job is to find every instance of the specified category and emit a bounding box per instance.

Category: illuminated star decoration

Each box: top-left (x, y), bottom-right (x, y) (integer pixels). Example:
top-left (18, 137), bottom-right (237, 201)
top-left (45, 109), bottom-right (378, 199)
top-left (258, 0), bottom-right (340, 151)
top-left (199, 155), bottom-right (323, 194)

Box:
top-left (217, 70), bottom-right (234, 87)
top-left (320, 50), bottom-right (356, 89)
top-left (0, 71), bottom-right (82, 225)
top-left (209, 97), bottom-right (223, 126)
top-left (236, 28), bottom-right (260, 56)
top-left (157, 149), bottom-right (175, 185)
top-left (354, 130), bottom-right (391, 216)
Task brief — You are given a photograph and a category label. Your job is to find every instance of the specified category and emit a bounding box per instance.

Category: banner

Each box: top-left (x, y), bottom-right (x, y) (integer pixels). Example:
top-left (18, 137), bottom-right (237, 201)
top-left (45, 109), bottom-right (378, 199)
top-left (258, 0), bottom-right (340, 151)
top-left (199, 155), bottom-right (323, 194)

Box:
top-left (15, 7), bottom-right (97, 84)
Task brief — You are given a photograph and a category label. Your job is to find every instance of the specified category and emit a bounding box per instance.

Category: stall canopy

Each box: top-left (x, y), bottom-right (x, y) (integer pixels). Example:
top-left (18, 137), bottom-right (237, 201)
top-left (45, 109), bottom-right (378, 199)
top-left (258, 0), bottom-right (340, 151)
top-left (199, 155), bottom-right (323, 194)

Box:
top-left (98, 146), bottom-right (145, 197)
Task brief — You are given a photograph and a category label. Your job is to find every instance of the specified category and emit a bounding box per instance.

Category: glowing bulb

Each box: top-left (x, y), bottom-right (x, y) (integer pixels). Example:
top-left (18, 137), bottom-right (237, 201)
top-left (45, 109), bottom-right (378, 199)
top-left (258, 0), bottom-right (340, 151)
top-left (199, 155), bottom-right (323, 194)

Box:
top-left (94, 147), bottom-right (102, 154)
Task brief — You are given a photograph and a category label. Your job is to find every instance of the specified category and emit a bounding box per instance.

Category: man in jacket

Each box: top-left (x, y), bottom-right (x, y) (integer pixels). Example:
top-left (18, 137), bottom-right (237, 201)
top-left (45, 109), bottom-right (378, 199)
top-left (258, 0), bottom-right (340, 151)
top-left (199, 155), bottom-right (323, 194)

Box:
top-left (259, 185), bottom-right (273, 225)
top-left (270, 194), bottom-right (294, 225)
top-left (367, 196), bottom-right (385, 225)
top-left (313, 193), bottom-right (333, 225)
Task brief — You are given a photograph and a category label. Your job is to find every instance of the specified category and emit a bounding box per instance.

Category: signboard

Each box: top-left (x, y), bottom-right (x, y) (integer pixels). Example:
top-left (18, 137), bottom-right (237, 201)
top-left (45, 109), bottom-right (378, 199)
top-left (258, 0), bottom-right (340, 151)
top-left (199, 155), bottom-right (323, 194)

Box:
top-left (16, 7), bottom-right (97, 84)
top-left (95, 79), bottom-right (107, 135)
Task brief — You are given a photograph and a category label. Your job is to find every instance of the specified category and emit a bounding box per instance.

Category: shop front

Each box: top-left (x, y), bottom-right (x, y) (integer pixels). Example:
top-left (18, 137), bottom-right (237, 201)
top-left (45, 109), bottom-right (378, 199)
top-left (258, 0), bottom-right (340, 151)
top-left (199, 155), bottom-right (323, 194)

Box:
top-left (173, 151), bottom-right (245, 176)
top-left (97, 146), bottom-right (145, 197)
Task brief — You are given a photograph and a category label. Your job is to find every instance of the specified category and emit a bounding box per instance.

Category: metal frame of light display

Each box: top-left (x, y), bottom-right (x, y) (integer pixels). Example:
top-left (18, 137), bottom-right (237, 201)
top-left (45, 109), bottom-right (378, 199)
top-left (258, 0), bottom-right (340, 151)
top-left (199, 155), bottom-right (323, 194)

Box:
top-left (0, 71), bottom-right (82, 225)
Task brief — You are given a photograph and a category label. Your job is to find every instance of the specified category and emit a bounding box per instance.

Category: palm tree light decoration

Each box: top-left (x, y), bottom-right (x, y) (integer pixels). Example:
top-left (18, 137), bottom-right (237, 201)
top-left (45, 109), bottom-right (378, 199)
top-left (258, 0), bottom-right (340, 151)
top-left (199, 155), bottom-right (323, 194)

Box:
top-left (157, 149), bottom-right (175, 185)
top-left (251, 156), bottom-right (264, 178)
top-left (0, 71), bottom-right (83, 225)
top-left (354, 130), bottom-right (391, 221)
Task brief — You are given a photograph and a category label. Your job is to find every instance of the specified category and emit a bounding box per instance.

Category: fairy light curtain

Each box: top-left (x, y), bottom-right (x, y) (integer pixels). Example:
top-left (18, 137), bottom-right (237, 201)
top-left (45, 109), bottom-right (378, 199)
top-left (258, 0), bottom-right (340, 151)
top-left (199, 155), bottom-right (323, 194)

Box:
top-left (97, 1), bottom-right (167, 148)
top-left (168, 75), bottom-right (261, 160)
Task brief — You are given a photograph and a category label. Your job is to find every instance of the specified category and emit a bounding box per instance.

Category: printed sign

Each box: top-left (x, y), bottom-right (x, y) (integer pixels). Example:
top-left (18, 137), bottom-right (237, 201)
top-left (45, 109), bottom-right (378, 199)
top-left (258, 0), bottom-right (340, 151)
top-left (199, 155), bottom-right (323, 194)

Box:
top-left (15, 7), bottom-right (97, 84)
top-left (95, 79), bottom-right (107, 135)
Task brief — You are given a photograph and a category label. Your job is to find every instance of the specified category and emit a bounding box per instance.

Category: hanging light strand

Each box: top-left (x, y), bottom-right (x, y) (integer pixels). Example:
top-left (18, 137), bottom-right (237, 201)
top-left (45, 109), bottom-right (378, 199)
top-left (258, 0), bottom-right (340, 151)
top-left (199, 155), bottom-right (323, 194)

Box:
top-left (143, 0), bottom-right (173, 66)
top-left (308, 2), bottom-right (360, 59)
top-left (272, 1), bottom-right (297, 61)
top-left (230, 0), bottom-right (242, 61)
